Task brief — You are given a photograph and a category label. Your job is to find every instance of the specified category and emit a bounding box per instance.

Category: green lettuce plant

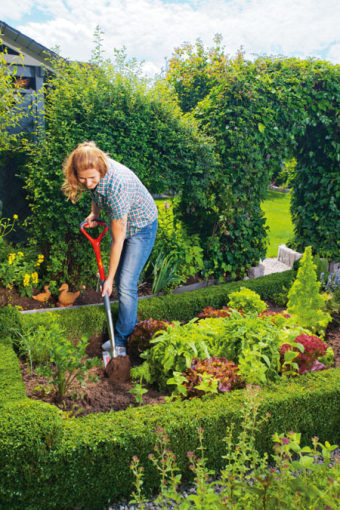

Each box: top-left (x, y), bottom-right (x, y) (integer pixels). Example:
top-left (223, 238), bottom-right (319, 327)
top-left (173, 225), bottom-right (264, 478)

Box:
top-left (228, 287), bottom-right (267, 314)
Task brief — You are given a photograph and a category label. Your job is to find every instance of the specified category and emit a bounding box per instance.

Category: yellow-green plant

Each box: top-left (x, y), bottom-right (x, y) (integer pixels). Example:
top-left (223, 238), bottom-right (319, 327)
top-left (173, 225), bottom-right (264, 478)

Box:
top-left (287, 246), bottom-right (331, 336)
top-left (0, 250), bottom-right (44, 297)
top-left (228, 287), bottom-right (267, 314)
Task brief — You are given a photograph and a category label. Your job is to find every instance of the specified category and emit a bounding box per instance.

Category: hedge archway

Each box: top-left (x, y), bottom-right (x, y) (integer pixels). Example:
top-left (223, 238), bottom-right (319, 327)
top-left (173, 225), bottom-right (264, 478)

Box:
top-left (168, 53), bottom-right (340, 275)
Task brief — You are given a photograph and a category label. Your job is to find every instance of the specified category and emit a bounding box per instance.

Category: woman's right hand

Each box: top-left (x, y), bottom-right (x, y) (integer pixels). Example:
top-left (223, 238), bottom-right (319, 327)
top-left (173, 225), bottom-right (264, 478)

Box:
top-left (85, 212), bottom-right (98, 228)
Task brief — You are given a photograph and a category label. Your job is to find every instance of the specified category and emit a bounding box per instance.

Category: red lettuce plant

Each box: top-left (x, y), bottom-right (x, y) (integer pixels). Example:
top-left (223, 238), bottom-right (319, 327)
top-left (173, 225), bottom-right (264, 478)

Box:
top-left (280, 334), bottom-right (328, 374)
top-left (128, 319), bottom-right (173, 356)
top-left (197, 306), bottom-right (233, 319)
top-left (182, 356), bottom-right (244, 398)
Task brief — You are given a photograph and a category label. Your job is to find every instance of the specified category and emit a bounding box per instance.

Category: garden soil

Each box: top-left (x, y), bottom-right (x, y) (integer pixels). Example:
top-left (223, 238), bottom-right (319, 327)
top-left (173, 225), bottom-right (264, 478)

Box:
top-left (0, 283), bottom-right (153, 310)
top-left (14, 303), bottom-right (340, 418)
top-left (20, 331), bottom-right (167, 416)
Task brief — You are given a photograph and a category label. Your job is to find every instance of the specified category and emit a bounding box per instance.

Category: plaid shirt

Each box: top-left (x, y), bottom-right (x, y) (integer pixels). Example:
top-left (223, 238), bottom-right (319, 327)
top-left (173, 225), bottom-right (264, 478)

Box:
top-left (90, 158), bottom-right (158, 238)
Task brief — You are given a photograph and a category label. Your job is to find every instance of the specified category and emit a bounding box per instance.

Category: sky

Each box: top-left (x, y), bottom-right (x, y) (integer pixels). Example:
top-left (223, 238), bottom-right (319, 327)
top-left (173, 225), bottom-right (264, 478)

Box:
top-left (1, 0), bottom-right (340, 76)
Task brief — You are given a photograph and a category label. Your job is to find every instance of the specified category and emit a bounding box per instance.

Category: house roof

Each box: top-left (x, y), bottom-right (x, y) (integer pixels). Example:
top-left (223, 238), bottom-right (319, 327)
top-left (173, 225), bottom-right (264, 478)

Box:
top-left (0, 20), bottom-right (59, 70)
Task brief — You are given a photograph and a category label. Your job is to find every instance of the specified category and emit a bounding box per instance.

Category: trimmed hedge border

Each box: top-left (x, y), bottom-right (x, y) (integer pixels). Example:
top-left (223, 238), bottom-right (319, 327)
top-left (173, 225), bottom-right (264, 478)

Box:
top-left (3, 270), bottom-right (340, 509)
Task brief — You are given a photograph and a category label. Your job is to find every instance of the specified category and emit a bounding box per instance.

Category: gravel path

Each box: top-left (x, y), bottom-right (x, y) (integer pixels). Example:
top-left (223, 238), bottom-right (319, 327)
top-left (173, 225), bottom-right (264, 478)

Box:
top-left (262, 257), bottom-right (291, 275)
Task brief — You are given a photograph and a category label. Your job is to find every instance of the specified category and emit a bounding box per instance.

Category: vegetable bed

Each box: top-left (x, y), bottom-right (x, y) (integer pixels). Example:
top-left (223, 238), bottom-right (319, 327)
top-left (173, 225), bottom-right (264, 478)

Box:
top-left (1, 269), bottom-right (340, 509)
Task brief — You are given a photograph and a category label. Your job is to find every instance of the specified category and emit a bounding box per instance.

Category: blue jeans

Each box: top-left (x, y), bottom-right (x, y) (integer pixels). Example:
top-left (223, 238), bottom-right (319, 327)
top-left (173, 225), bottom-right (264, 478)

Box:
top-left (113, 219), bottom-right (157, 347)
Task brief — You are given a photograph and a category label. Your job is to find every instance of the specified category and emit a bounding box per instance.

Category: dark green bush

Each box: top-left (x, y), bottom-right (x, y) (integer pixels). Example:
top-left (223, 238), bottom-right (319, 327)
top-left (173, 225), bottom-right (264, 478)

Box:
top-left (23, 49), bottom-right (217, 286)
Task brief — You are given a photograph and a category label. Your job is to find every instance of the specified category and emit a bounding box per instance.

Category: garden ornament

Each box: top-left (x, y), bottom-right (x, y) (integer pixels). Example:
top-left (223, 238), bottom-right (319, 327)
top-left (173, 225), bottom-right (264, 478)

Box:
top-left (32, 284), bottom-right (51, 303)
top-left (80, 219), bottom-right (117, 359)
top-left (57, 283), bottom-right (80, 307)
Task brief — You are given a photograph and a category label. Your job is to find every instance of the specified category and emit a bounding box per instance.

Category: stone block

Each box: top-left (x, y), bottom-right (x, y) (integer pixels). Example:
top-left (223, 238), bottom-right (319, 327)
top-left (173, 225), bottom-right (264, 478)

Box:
top-left (277, 245), bottom-right (302, 268)
top-left (248, 263), bottom-right (265, 279)
top-left (329, 261), bottom-right (340, 273)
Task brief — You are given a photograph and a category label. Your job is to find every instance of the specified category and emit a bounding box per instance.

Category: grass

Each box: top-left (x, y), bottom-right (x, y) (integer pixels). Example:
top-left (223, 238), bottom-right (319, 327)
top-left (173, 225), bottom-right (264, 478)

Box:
top-left (262, 190), bottom-right (294, 258)
top-left (155, 192), bottom-right (294, 260)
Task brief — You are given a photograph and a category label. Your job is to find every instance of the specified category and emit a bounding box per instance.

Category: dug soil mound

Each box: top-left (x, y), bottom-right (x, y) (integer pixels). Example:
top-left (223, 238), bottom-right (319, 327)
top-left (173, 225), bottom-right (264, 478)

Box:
top-left (106, 355), bottom-right (131, 384)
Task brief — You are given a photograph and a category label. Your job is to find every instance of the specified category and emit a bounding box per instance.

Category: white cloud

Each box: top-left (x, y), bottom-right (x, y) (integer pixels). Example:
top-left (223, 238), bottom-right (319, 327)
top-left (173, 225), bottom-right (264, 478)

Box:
top-left (1, 0), bottom-right (340, 74)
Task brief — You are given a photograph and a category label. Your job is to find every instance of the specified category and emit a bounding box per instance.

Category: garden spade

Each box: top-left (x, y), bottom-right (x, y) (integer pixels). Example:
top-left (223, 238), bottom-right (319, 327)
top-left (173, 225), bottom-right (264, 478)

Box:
top-left (80, 219), bottom-right (117, 359)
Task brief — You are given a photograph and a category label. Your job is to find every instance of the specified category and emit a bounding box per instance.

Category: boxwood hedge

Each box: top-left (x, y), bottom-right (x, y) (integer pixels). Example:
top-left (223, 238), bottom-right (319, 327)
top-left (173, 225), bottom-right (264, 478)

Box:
top-left (2, 270), bottom-right (340, 509)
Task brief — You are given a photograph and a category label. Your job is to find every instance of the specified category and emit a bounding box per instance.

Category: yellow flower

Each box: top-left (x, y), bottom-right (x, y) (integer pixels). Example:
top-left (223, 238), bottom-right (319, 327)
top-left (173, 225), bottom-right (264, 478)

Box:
top-left (23, 274), bottom-right (30, 287)
top-left (8, 253), bottom-right (16, 265)
top-left (18, 252), bottom-right (24, 257)
top-left (13, 214), bottom-right (18, 220)
top-left (35, 254), bottom-right (44, 267)
top-left (31, 272), bottom-right (38, 284)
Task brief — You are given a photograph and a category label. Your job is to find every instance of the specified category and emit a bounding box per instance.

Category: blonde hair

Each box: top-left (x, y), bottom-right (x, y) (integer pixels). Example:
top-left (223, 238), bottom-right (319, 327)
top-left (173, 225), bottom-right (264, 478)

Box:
top-left (61, 141), bottom-right (109, 203)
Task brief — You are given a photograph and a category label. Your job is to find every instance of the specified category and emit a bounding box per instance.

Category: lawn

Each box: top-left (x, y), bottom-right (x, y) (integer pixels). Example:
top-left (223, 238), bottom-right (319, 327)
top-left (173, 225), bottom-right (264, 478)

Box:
top-left (156, 191), bottom-right (294, 260)
top-left (262, 190), bottom-right (294, 258)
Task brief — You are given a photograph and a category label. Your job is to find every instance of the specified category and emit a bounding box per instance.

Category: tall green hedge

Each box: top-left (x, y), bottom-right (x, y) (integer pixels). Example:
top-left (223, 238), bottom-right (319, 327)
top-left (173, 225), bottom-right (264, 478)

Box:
top-left (22, 52), bottom-right (217, 286)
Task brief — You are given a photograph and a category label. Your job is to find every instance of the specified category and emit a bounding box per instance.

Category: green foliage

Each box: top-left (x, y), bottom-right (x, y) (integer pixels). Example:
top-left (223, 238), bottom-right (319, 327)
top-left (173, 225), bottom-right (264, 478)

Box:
top-left (273, 157), bottom-right (296, 188)
top-left (2, 322), bottom-right (340, 510)
top-left (35, 332), bottom-right (101, 397)
top-left (287, 246), bottom-right (332, 335)
top-left (23, 40), bottom-right (216, 286)
top-left (13, 320), bottom-right (65, 369)
top-left (140, 319), bottom-right (212, 388)
top-left (318, 346), bottom-right (334, 367)
top-left (151, 251), bottom-right (181, 294)
top-left (0, 249), bottom-right (44, 297)
top-left (128, 378), bottom-right (148, 406)
top-left (227, 287), bottom-right (267, 314)
top-left (151, 199), bottom-right (205, 283)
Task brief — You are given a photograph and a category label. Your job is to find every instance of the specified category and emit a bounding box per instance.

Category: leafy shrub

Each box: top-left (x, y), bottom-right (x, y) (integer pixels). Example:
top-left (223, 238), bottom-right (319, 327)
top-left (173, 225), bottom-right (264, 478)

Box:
top-left (287, 246), bottom-right (331, 335)
top-left (228, 287), bottom-right (267, 314)
top-left (180, 356), bottom-right (244, 398)
top-left (36, 334), bottom-right (101, 398)
top-left (128, 318), bottom-right (172, 356)
top-left (0, 249), bottom-right (44, 297)
top-left (150, 199), bottom-right (205, 285)
top-left (280, 334), bottom-right (328, 374)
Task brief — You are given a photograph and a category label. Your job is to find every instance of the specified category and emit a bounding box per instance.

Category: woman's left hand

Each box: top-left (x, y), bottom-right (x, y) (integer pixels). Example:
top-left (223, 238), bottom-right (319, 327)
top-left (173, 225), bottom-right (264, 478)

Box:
top-left (101, 278), bottom-right (113, 297)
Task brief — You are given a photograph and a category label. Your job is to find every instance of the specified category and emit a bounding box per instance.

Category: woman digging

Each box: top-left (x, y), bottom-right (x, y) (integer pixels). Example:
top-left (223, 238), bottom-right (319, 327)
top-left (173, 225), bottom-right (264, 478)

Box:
top-left (62, 141), bottom-right (158, 357)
